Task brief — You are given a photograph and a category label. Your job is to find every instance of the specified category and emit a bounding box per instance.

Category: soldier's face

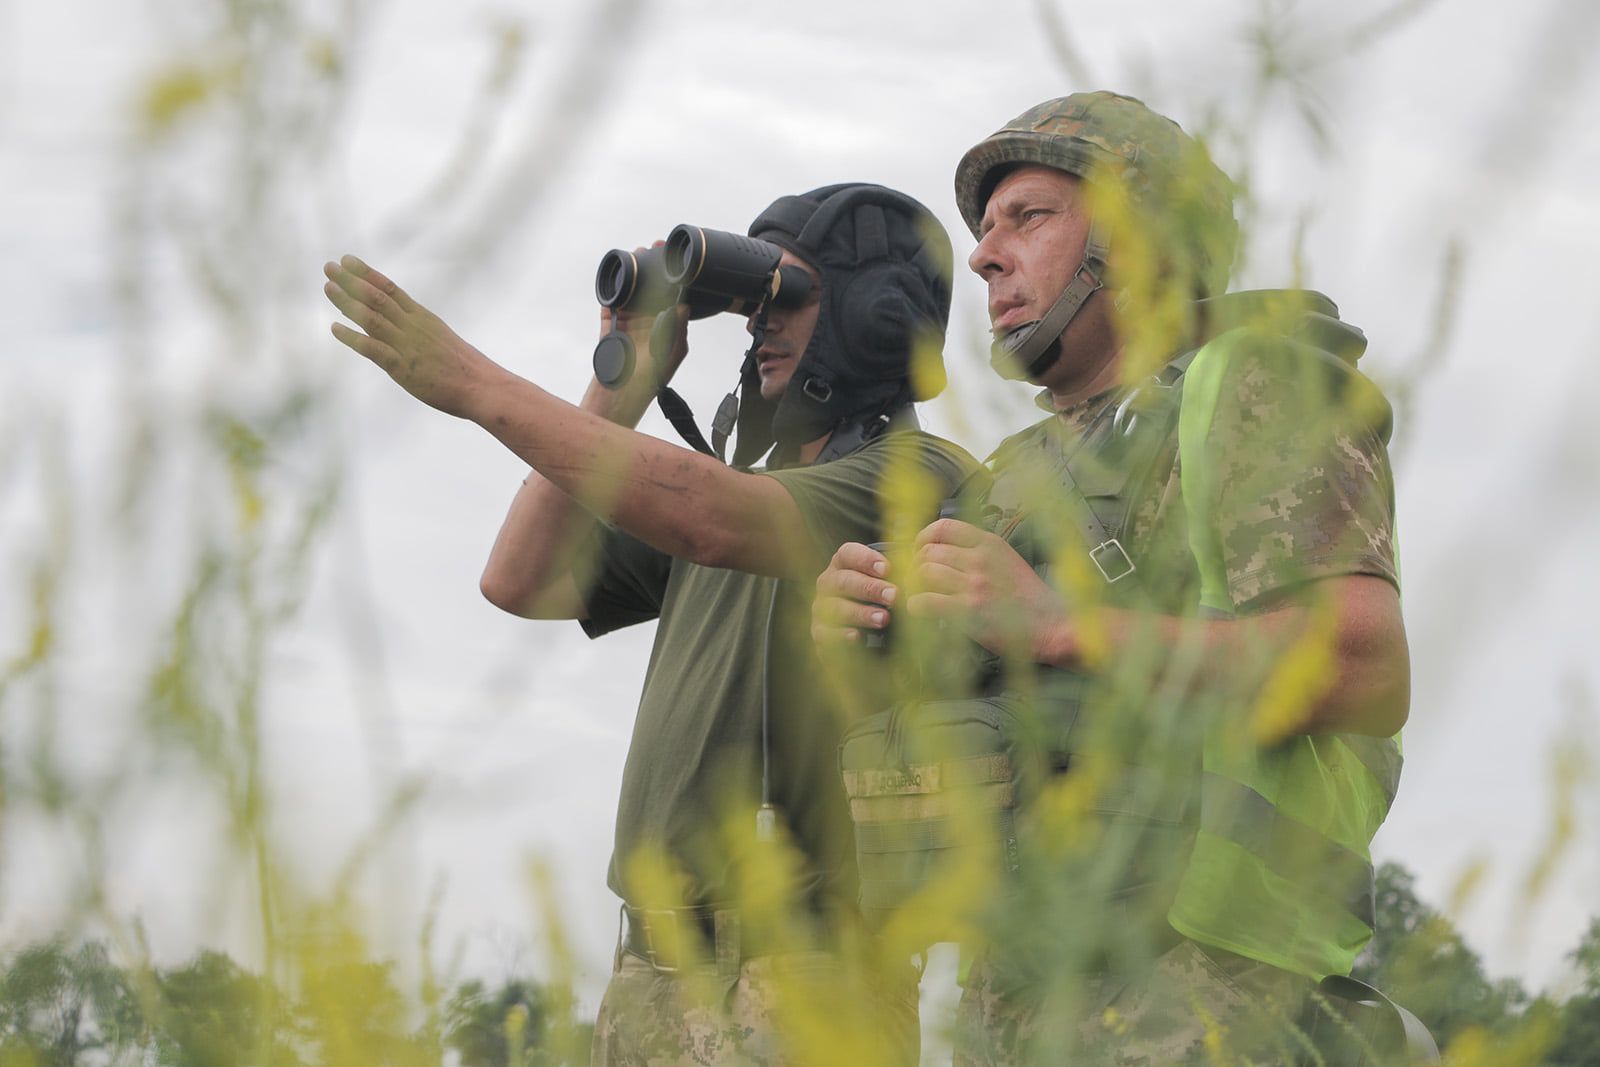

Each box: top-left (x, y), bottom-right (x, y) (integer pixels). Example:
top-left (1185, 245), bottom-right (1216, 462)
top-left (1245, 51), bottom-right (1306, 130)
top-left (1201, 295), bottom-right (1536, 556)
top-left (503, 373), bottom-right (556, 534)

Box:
top-left (967, 165), bottom-right (1095, 341)
top-left (747, 250), bottom-right (823, 401)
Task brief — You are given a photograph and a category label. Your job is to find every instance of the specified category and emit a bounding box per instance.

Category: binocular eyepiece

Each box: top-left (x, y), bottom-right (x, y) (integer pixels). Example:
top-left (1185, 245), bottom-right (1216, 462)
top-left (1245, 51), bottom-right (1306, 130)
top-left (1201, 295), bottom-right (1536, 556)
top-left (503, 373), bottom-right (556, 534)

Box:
top-left (592, 225), bottom-right (814, 388)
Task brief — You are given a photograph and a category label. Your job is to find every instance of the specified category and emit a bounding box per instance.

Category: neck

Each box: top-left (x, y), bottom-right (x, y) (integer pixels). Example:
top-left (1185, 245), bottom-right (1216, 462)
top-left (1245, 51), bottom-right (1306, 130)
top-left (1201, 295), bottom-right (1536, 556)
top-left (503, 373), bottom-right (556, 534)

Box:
top-left (1043, 343), bottom-right (1124, 411)
top-left (797, 433), bottom-right (830, 465)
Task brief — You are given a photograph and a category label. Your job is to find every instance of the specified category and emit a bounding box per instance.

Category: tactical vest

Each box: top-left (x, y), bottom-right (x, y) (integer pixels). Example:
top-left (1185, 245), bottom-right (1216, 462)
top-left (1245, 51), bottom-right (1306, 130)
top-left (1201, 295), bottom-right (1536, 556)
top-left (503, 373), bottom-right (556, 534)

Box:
top-left (839, 292), bottom-right (1401, 978)
top-left (839, 348), bottom-right (1197, 939)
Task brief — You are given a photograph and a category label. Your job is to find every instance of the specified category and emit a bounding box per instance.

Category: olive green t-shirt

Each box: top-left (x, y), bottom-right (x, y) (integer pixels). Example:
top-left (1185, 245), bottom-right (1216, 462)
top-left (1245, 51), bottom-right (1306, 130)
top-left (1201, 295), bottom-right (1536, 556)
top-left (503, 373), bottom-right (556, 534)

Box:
top-left (581, 431), bottom-right (977, 910)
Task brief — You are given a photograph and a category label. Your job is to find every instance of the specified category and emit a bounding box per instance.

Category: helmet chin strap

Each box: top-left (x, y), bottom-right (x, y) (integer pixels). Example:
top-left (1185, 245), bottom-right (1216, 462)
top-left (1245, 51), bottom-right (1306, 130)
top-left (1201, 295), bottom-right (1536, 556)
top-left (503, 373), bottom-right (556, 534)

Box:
top-left (990, 220), bottom-right (1111, 382)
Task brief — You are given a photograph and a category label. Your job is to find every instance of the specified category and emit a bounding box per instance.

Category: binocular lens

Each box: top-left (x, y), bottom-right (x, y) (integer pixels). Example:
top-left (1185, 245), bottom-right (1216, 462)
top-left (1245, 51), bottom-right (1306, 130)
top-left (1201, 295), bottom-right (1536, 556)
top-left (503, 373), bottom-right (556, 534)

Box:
top-left (595, 245), bottom-right (677, 314)
top-left (663, 227), bottom-right (700, 287)
top-left (594, 249), bottom-right (637, 309)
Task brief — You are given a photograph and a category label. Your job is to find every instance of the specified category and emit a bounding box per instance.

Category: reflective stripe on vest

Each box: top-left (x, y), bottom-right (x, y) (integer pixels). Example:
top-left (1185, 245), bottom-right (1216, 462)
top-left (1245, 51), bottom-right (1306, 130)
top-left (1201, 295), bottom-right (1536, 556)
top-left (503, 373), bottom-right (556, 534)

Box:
top-left (1196, 772), bottom-right (1377, 929)
top-left (1169, 332), bottom-right (1401, 980)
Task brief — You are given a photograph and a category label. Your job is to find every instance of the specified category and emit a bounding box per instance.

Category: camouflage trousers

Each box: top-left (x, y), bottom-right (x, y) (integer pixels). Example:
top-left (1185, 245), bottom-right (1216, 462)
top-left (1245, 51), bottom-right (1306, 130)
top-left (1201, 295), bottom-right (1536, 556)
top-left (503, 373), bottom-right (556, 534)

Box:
top-left (953, 940), bottom-right (1315, 1066)
top-left (591, 949), bottom-right (920, 1067)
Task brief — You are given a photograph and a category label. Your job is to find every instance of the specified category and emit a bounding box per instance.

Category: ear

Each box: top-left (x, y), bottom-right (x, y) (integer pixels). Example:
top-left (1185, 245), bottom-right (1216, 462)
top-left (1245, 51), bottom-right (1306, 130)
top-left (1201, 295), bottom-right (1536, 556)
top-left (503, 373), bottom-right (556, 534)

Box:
top-left (837, 264), bottom-right (914, 378)
top-left (836, 263), bottom-right (950, 398)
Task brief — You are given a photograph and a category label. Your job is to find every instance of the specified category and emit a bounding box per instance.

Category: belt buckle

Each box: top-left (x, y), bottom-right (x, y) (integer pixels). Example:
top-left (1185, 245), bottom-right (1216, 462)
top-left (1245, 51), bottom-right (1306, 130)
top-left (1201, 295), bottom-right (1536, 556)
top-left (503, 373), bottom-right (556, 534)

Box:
top-left (1090, 539), bottom-right (1135, 583)
top-left (639, 908), bottom-right (685, 974)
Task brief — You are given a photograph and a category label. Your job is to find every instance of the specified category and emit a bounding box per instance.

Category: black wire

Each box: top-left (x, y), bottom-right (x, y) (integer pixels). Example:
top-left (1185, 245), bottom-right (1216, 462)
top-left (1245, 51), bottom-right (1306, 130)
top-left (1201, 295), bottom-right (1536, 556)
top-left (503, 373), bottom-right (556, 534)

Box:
top-left (759, 576), bottom-right (780, 810)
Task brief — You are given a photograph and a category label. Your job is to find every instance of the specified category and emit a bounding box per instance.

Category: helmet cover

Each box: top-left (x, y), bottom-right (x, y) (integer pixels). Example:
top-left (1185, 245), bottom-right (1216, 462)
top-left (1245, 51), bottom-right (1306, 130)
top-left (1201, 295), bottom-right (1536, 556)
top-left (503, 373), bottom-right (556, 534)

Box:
top-left (954, 91), bottom-right (1237, 299)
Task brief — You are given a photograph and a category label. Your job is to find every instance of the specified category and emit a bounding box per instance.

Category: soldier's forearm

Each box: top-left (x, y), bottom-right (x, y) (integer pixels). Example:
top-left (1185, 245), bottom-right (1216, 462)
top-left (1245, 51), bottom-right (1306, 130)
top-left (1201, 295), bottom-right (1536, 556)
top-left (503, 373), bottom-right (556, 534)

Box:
top-left (466, 372), bottom-right (809, 578)
top-left (1040, 574), bottom-right (1409, 739)
top-left (480, 469), bottom-right (594, 620)
top-left (478, 368), bottom-right (675, 617)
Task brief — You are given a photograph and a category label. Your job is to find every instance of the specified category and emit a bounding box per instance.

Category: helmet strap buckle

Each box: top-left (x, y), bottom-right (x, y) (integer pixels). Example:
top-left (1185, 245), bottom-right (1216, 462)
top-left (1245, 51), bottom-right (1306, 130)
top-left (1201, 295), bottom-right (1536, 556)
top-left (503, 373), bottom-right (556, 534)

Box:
top-left (990, 254), bottom-right (1106, 381)
top-left (801, 377), bottom-right (833, 403)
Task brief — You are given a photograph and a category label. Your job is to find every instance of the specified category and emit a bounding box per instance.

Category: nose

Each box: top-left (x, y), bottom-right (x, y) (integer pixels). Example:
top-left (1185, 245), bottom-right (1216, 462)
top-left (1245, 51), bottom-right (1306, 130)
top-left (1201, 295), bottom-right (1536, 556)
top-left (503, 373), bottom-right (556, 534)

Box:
top-left (749, 305), bottom-right (786, 336)
top-left (968, 228), bottom-right (1008, 278)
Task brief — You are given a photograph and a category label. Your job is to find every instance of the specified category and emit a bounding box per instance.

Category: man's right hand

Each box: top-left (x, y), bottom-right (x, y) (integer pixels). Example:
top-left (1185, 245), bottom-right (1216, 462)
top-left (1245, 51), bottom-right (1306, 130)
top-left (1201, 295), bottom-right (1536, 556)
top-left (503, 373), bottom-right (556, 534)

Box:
top-left (811, 542), bottom-right (898, 646)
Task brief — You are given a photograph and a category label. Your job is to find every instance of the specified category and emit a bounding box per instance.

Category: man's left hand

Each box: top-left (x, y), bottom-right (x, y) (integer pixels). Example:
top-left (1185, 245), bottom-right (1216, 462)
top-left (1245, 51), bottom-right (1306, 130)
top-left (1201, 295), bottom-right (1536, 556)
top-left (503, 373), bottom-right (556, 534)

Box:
top-left (324, 255), bottom-right (505, 418)
top-left (907, 518), bottom-right (1070, 663)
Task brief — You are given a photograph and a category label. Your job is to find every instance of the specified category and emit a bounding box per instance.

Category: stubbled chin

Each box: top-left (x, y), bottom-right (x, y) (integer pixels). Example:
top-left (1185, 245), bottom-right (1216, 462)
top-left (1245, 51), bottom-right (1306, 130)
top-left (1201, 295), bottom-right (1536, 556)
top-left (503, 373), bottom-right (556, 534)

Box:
top-left (759, 370), bottom-right (792, 400)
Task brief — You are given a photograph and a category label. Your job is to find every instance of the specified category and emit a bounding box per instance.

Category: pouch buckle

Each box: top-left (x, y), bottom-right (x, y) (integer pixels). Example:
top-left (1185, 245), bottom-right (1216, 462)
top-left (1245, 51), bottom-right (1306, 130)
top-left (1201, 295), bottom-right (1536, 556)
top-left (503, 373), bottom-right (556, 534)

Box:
top-left (1089, 539), bottom-right (1135, 583)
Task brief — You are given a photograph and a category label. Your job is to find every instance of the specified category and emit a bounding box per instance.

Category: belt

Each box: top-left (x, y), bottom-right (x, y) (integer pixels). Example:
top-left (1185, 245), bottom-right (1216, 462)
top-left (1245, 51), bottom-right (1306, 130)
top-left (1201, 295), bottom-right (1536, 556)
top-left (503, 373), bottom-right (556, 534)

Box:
top-left (621, 905), bottom-right (818, 974)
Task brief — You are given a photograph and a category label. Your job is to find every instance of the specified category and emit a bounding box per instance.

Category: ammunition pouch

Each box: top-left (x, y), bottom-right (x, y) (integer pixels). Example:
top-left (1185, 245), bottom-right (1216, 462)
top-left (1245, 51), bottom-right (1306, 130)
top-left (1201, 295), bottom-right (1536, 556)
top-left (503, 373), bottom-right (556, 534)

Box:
top-left (839, 669), bottom-right (1197, 946)
top-left (840, 695), bottom-right (1030, 928)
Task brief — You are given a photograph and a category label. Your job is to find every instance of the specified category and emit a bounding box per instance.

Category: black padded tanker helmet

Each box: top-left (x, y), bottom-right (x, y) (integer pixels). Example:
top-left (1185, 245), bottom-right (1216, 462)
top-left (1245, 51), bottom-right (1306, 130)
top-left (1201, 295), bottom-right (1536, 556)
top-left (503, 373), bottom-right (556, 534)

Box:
top-left (731, 183), bottom-right (953, 467)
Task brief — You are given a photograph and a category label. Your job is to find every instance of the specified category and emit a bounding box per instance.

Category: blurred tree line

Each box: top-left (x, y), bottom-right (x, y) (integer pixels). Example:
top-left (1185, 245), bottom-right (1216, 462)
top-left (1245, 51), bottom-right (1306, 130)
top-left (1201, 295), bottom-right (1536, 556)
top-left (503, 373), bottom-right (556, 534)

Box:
top-left (0, 940), bottom-right (592, 1066)
top-left (0, 861), bottom-right (1594, 1065)
top-left (1347, 864), bottom-right (1600, 1065)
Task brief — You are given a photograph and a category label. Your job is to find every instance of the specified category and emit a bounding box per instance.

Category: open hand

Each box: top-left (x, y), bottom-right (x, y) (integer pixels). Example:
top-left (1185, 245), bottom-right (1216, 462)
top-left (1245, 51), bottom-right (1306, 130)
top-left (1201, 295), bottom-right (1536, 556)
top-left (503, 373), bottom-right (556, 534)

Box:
top-left (324, 255), bottom-right (503, 418)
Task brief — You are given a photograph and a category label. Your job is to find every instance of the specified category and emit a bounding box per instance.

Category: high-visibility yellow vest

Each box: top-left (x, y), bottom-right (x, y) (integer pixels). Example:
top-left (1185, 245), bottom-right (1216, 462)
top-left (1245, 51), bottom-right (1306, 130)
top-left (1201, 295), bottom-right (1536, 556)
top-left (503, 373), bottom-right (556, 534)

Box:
top-left (1166, 332), bottom-right (1402, 980)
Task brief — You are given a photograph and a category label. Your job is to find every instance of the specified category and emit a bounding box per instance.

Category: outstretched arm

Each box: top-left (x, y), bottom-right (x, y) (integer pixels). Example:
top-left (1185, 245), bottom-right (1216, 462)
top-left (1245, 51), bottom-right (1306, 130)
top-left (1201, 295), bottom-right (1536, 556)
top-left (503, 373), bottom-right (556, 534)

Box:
top-left (478, 298), bottom-right (689, 620)
top-left (324, 255), bottom-right (815, 582)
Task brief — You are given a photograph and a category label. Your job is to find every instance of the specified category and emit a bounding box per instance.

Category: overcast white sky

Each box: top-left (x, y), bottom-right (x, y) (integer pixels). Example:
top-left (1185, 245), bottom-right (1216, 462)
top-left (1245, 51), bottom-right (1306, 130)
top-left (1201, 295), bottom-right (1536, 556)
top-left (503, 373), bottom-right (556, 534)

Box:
top-left (3, 0), bottom-right (1599, 1017)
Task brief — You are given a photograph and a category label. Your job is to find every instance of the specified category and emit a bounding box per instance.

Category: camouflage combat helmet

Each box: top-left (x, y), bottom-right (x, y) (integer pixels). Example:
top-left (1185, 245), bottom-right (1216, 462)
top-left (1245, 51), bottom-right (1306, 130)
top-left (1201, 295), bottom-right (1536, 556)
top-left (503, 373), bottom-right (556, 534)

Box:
top-left (954, 91), bottom-right (1238, 380)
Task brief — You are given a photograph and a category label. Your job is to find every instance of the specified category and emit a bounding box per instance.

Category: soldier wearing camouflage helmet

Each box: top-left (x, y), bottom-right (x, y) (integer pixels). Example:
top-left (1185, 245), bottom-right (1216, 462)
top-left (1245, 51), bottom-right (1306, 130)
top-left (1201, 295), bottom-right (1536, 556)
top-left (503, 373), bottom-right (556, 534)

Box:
top-left (813, 91), bottom-right (1410, 1063)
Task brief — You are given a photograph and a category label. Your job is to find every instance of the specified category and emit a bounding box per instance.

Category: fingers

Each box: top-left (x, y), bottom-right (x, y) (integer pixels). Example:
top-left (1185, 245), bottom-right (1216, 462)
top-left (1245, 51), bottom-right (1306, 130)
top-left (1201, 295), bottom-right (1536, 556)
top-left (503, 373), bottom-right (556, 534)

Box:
top-left (812, 547), bottom-right (902, 604)
top-left (665, 303), bottom-right (690, 342)
top-left (828, 541), bottom-right (892, 579)
top-left (913, 559), bottom-right (966, 598)
top-left (812, 542), bottom-right (896, 646)
top-left (915, 541), bottom-right (968, 572)
top-left (330, 321), bottom-right (395, 365)
top-left (323, 256), bottom-right (427, 340)
top-left (915, 517), bottom-right (986, 549)
top-left (323, 276), bottom-right (398, 342)
top-left (812, 594), bottom-right (892, 633)
top-left (338, 254), bottom-right (418, 313)
top-left (815, 565), bottom-right (898, 609)
top-left (904, 590), bottom-right (959, 621)
top-left (811, 619), bottom-right (860, 646)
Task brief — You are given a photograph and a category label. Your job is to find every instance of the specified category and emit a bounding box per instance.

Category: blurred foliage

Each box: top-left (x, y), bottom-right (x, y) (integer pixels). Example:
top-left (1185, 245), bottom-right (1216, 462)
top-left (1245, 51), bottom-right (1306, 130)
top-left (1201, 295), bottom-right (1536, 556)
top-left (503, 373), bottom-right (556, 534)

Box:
top-left (2, 871), bottom-right (1597, 1063)
top-left (7, 0), bottom-right (622, 1063)
top-left (1353, 864), bottom-right (1600, 1065)
top-left (0, 940), bottom-right (591, 1065)
top-left (2, 0), bottom-right (1597, 1064)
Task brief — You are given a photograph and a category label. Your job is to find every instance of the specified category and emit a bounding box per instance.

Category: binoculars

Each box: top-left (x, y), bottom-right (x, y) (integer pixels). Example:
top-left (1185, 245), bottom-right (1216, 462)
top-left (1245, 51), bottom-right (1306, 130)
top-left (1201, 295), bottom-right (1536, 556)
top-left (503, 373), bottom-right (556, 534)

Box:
top-left (592, 224), bottom-right (814, 387)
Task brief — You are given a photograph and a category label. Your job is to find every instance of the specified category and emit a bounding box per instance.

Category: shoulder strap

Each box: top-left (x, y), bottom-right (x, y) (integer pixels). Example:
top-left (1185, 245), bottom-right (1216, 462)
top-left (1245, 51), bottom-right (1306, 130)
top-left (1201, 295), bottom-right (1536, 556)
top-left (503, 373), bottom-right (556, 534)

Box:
top-left (1309, 974), bottom-right (1441, 1064)
top-left (812, 405), bottom-right (920, 466)
top-left (656, 386), bottom-right (718, 457)
top-left (1041, 352), bottom-right (1196, 587)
